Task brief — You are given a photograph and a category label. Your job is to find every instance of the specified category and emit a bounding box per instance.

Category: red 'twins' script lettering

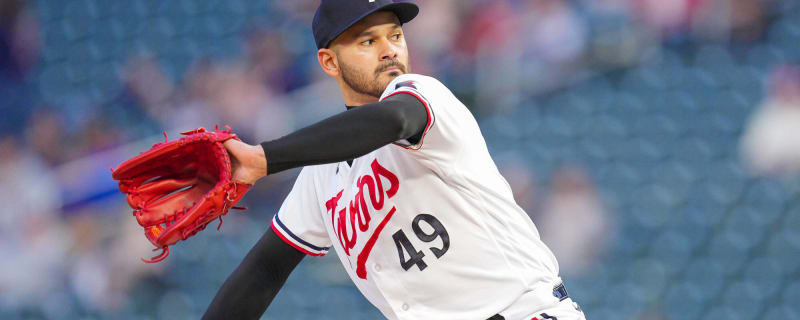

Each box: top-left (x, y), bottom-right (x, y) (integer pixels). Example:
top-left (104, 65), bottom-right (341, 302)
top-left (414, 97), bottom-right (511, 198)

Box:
top-left (325, 159), bottom-right (399, 279)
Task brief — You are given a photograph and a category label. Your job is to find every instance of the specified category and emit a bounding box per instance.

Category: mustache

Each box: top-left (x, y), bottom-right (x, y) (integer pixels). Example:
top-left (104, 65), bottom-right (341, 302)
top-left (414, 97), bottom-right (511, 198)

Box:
top-left (375, 60), bottom-right (406, 74)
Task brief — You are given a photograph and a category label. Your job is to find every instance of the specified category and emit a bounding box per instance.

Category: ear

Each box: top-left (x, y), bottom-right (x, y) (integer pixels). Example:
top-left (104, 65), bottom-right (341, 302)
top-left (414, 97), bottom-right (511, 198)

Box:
top-left (317, 48), bottom-right (339, 77)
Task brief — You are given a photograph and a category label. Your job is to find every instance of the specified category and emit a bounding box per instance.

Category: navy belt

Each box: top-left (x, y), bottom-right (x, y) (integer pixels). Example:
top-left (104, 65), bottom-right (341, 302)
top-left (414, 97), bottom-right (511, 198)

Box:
top-left (486, 283), bottom-right (569, 320)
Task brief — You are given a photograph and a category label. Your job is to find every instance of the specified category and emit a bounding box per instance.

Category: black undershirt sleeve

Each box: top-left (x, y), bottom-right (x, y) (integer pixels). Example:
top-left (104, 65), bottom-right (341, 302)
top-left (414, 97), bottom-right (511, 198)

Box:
top-left (261, 93), bottom-right (428, 174)
top-left (203, 228), bottom-right (305, 320)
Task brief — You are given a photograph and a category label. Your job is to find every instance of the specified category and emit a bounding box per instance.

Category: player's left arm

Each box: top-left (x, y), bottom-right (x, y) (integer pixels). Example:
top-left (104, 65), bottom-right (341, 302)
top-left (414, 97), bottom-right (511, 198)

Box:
top-left (202, 227), bottom-right (305, 319)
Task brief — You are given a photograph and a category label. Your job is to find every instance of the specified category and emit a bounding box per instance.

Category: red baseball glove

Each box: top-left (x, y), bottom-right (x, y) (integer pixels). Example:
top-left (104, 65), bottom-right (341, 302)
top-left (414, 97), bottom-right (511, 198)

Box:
top-left (111, 127), bottom-right (251, 263)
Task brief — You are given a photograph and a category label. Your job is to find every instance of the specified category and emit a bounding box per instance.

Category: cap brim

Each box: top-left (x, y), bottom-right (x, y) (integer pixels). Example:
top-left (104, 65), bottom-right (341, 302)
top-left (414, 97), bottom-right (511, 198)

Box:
top-left (321, 2), bottom-right (419, 49)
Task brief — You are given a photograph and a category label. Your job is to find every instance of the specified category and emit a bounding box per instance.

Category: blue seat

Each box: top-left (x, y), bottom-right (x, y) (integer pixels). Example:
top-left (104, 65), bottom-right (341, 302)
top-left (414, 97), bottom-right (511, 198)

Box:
top-left (741, 257), bottom-right (785, 297)
top-left (703, 306), bottom-right (741, 320)
top-left (764, 231), bottom-right (800, 272)
top-left (663, 281), bottom-right (712, 319)
top-left (763, 306), bottom-right (800, 320)
top-left (156, 290), bottom-right (197, 320)
top-left (704, 235), bottom-right (750, 275)
top-left (723, 215), bottom-right (766, 250)
top-left (646, 231), bottom-right (693, 275)
top-left (620, 67), bottom-right (668, 91)
top-left (746, 43), bottom-right (789, 69)
top-left (743, 180), bottom-right (790, 214)
top-left (600, 280), bottom-right (646, 317)
top-left (781, 281), bottom-right (800, 311)
top-left (681, 257), bottom-right (725, 297)
top-left (719, 280), bottom-right (765, 319)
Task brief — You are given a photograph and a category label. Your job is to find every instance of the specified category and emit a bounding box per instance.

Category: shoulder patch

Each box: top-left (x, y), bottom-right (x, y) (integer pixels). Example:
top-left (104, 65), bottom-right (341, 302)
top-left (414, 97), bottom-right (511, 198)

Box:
top-left (396, 80), bottom-right (417, 90)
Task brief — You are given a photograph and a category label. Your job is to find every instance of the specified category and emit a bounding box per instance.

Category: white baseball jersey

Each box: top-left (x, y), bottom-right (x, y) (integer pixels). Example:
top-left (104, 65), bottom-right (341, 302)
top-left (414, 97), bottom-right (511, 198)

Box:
top-left (270, 73), bottom-right (560, 320)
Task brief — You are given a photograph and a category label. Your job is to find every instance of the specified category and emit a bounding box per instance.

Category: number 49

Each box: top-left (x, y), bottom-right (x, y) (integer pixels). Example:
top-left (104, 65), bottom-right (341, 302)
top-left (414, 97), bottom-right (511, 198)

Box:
top-left (392, 214), bottom-right (450, 271)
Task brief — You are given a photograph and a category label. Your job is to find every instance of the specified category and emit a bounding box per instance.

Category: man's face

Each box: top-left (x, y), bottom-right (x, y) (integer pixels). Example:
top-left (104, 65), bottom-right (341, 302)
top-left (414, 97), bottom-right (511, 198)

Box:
top-left (330, 11), bottom-right (410, 99)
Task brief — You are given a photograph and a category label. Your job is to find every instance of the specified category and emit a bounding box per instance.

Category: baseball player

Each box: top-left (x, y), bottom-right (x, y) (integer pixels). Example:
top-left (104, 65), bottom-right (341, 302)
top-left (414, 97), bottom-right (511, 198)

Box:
top-left (203, 1), bottom-right (586, 319)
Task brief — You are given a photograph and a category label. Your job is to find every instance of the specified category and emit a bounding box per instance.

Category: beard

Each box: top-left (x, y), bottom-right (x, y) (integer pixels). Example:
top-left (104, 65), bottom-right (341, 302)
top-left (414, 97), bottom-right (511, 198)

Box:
top-left (339, 58), bottom-right (408, 99)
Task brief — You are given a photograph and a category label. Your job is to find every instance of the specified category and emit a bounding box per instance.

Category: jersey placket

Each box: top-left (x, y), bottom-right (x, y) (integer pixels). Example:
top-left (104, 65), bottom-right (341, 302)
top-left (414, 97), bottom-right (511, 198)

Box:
top-left (371, 257), bottom-right (419, 319)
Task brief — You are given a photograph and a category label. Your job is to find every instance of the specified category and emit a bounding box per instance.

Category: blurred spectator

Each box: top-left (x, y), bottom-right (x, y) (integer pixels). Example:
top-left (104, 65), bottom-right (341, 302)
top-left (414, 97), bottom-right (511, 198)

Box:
top-left (75, 116), bottom-right (124, 155)
top-left (66, 213), bottom-right (110, 311)
top-left (636, 311), bottom-right (668, 320)
top-left (122, 56), bottom-right (175, 118)
top-left (202, 59), bottom-right (295, 142)
top-left (536, 166), bottom-right (610, 277)
top-left (690, 0), bottom-right (767, 43)
top-left (0, 0), bottom-right (40, 79)
top-left (456, 0), bottom-right (519, 113)
top-left (0, 134), bottom-right (67, 314)
top-left (520, 0), bottom-right (588, 68)
top-left (632, 0), bottom-right (702, 38)
top-left (66, 209), bottom-right (164, 314)
top-left (243, 27), bottom-right (306, 93)
top-left (581, 0), bottom-right (632, 15)
top-left (453, 0), bottom-right (516, 61)
top-left (403, 0), bottom-right (460, 74)
top-left (517, 0), bottom-right (588, 94)
top-left (726, 0), bottom-right (766, 42)
top-left (193, 29), bottom-right (297, 142)
top-left (740, 64), bottom-right (800, 176)
top-left (0, 0), bottom-right (41, 134)
top-left (103, 55), bottom-right (173, 140)
top-left (497, 153), bottom-right (540, 214)
top-left (24, 108), bottom-right (69, 166)
top-left (580, 0), bottom-right (649, 68)
top-left (162, 59), bottom-right (222, 133)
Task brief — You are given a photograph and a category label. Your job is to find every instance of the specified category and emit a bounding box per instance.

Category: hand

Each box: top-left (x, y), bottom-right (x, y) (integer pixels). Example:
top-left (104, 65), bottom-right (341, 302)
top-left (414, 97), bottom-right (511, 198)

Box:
top-left (224, 139), bottom-right (267, 185)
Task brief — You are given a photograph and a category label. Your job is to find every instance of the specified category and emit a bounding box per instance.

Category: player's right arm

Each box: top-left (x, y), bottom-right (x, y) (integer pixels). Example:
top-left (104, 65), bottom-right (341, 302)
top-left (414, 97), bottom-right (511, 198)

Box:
top-left (202, 228), bottom-right (304, 320)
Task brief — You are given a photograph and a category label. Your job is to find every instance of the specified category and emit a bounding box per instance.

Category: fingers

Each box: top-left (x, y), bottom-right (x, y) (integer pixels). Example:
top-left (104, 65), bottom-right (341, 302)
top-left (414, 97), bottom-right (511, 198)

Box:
top-left (223, 139), bottom-right (246, 154)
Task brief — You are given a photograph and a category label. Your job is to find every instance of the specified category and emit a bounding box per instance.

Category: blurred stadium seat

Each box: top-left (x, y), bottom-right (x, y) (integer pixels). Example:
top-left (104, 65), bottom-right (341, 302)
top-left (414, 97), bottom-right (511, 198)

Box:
top-left (2, 0), bottom-right (800, 319)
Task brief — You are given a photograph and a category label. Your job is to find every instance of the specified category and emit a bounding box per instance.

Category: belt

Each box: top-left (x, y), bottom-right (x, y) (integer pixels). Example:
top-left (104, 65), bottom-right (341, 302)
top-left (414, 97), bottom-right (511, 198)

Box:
top-left (486, 282), bottom-right (569, 320)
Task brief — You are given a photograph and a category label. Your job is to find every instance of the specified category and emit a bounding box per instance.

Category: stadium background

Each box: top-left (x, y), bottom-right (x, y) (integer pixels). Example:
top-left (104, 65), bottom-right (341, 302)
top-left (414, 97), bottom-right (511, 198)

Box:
top-left (2, 0), bottom-right (800, 319)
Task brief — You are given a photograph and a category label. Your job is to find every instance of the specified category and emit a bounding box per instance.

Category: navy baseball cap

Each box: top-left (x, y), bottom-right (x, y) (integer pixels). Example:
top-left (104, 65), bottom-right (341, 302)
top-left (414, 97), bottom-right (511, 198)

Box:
top-left (313, 0), bottom-right (419, 49)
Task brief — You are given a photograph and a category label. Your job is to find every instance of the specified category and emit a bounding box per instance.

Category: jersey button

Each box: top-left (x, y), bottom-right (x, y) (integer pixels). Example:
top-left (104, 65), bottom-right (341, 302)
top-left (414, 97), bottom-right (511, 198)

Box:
top-left (401, 303), bottom-right (409, 311)
top-left (374, 264), bottom-right (381, 272)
